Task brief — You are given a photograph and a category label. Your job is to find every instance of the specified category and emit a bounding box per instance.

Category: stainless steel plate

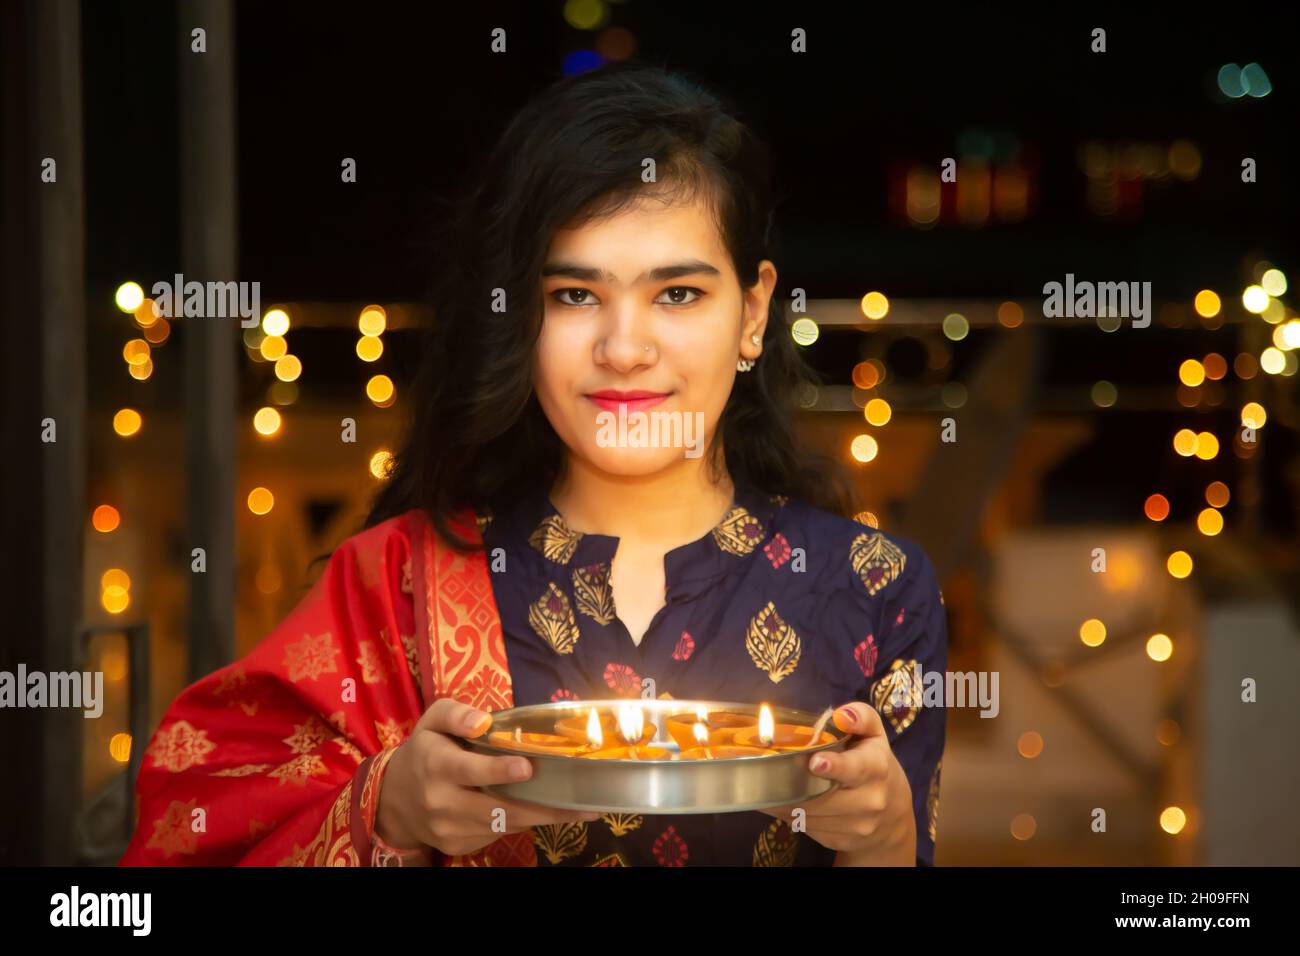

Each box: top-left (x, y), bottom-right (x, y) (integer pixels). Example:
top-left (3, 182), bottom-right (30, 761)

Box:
top-left (464, 699), bottom-right (849, 814)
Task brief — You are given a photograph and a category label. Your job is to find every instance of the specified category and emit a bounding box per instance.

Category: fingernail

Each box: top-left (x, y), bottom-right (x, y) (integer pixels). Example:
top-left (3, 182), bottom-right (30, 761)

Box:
top-left (464, 709), bottom-right (487, 732)
top-left (582, 811), bottom-right (601, 821)
top-left (510, 759), bottom-right (531, 780)
top-left (837, 707), bottom-right (856, 725)
top-left (811, 757), bottom-right (828, 773)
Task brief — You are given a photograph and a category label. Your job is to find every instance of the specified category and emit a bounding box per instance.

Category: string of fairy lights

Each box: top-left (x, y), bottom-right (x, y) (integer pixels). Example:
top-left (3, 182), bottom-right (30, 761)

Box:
top-left (89, 294), bottom-right (398, 766)
top-left (786, 262), bottom-right (1291, 846)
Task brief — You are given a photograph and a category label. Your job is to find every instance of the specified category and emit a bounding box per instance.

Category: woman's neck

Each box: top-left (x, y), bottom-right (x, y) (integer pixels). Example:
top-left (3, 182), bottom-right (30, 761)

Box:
top-left (549, 455), bottom-right (735, 548)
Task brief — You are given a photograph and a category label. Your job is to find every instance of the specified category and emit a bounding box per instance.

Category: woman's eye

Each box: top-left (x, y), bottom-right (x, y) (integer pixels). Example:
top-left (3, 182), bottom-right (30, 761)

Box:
top-left (553, 288), bottom-right (596, 306)
top-left (658, 286), bottom-right (703, 306)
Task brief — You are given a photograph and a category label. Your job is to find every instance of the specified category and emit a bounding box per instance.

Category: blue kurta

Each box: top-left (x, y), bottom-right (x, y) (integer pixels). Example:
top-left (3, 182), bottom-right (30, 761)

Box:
top-left (479, 483), bottom-right (947, 866)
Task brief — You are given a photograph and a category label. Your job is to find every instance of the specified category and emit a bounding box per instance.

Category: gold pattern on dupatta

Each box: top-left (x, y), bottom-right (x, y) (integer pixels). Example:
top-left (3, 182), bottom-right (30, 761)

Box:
top-left (375, 718), bottom-right (414, 749)
top-left (418, 509), bottom-right (539, 866)
top-left (752, 818), bottom-right (799, 866)
top-left (528, 514), bottom-right (582, 564)
top-left (871, 658), bottom-right (923, 734)
top-left (283, 631), bottom-right (341, 682)
top-left (148, 720), bottom-right (217, 772)
top-left (268, 754), bottom-right (329, 786)
top-left (281, 779), bottom-right (358, 866)
top-left (356, 639), bottom-right (389, 684)
top-left (145, 798), bottom-right (203, 858)
top-left (210, 763), bottom-right (271, 777)
top-left (573, 562), bottom-right (616, 625)
top-left (850, 531), bottom-right (906, 596)
top-left (283, 717), bottom-right (332, 755)
top-left (532, 821), bottom-right (588, 864)
top-left (927, 758), bottom-right (942, 843)
top-left (527, 581), bottom-right (580, 654)
top-left (744, 601), bottom-right (802, 683)
top-left (591, 851), bottom-right (629, 866)
top-left (602, 812), bottom-right (643, 837)
top-left (711, 506), bottom-right (765, 556)
top-left (212, 667), bottom-right (260, 715)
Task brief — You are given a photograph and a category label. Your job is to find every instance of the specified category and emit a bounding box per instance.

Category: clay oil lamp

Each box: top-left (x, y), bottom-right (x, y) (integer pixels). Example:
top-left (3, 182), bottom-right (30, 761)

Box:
top-left (733, 703), bottom-right (836, 752)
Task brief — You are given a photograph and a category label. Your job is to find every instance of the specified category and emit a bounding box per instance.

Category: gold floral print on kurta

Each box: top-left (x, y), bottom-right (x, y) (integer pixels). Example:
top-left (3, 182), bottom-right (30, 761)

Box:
top-left (145, 798), bottom-right (203, 858)
top-left (573, 562), bottom-right (616, 625)
top-left (602, 812), bottom-right (643, 837)
top-left (533, 821), bottom-right (588, 864)
top-left (871, 658), bottom-right (923, 733)
top-left (852, 510), bottom-right (880, 529)
top-left (528, 581), bottom-right (580, 654)
top-left (743, 601), bottom-right (802, 683)
top-left (712, 506), bottom-right (765, 556)
top-left (283, 631), bottom-right (340, 682)
top-left (283, 717), bottom-right (332, 755)
top-left (268, 753), bottom-right (328, 786)
top-left (591, 851), bottom-right (628, 867)
top-left (149, 719), bottom-right (217, 772)
top-left (927, 758), bottom-right (941, 843)
top-left (528, 514), bottom-right (582, 564)
top-left (850, 531), bottom-right (907, 596)
top-left (753, 818), bottom-right (799, 866)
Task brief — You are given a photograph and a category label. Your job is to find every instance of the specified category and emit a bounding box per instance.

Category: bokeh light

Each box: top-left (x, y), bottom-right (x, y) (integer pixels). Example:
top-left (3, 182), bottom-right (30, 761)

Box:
top-left (791, 317), bottom-right (819, 346)
top-left (113, 408), bottom-right (142, 437)
top-left (247, 487), bottom-right (274, 515)
top-left (262, 309), bottom-right (290, 337)
top-left (1196, 507), bottom-right (1224, 536)
top-left (1160, 806), bottom-right (1186, 835)
top-left (864, 398), bottom-right (892, 426)
top-left (358, 305), bottom-right (387, 336)
top-left (1167, 551), bottom-right (1193, 578)
top-left (850, 434), bottom-right (878, 463)
top-left (92, 505), bottom-right (120, 533)
top-left (1143, 494), bottom-right (1170, 522)
top-left (115, 282), bottom-right (144, 313)
top-left (1193, 289), bottom-right (1221, 318)
top-left (860, 291), bottom-right (889, 320)
top-left (253, 406), bottom-right (282, 436)
top-left (366, 374), bottom-right (396, 406)
top-left (1079, 618), bottom-right (1106, 647)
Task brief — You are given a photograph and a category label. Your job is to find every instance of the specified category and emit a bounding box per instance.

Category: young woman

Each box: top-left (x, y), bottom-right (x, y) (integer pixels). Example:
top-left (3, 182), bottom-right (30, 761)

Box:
top-left (121, 62), bottom-right (946, 868)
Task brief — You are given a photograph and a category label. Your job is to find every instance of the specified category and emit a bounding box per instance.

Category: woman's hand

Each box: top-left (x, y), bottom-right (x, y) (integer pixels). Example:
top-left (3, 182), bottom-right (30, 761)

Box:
top-left (758, 701), bottom-right (916, 865)
top-left (375, 698), bottom-right (601, 858)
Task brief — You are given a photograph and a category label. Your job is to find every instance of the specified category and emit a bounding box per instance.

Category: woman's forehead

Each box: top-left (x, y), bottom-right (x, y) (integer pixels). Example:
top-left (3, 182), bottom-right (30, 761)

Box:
top-left (546, 194), bottom-right (728, 273)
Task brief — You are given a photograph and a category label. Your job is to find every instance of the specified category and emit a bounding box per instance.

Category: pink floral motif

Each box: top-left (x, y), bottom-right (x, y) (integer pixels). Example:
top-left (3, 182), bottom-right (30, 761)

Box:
top-left (764, 533), bottom-right (791, 569)
top-left (550, 688), bottom-right (579, 702)
top-left (652, 824), bottom-right (689, 866)
top-left (895, 608), bottom-right (905, 626)
top-left (853, 634), bottom-right (878, 677)
top-left (603, 663), bottom-right (641, 696)
top-left (672, 632), bottom-right (695, 661)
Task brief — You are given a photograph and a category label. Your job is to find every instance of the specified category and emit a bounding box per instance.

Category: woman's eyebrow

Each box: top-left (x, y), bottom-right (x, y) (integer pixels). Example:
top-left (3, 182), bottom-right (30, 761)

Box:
top-left (541, 259), bottom-right (721, 284)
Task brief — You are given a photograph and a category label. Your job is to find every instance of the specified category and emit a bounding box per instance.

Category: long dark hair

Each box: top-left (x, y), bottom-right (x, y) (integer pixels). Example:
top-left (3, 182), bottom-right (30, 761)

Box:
top-left (365, 61), bottom-right (850, 549)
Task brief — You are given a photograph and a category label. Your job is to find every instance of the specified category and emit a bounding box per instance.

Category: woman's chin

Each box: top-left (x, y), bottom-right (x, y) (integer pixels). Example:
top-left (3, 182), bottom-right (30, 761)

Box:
top-left (581, 444), bottom-right (694, 477)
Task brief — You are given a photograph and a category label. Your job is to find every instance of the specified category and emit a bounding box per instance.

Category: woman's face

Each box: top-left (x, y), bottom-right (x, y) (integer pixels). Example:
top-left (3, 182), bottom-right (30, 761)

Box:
top-left (534, 191), bottom-right (776, 479)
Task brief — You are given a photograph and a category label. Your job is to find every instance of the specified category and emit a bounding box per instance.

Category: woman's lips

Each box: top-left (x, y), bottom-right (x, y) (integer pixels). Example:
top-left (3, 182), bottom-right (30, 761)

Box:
top-left (585, 390), bottom-right (670, 413)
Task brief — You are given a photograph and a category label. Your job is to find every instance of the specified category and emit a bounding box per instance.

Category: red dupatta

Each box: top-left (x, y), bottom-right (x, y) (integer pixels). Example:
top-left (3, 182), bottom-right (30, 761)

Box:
top-left (119, 507), bottom-right (537, 867)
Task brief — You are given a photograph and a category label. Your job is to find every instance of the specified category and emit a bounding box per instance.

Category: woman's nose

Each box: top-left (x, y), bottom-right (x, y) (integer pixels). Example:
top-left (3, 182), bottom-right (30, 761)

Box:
top-left (594, 301), bottom-right (656, 371)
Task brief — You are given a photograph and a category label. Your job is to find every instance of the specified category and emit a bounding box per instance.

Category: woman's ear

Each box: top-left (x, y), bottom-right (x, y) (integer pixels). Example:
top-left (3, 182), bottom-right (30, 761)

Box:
top-left (741, 260), bottom-right (778, 359)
